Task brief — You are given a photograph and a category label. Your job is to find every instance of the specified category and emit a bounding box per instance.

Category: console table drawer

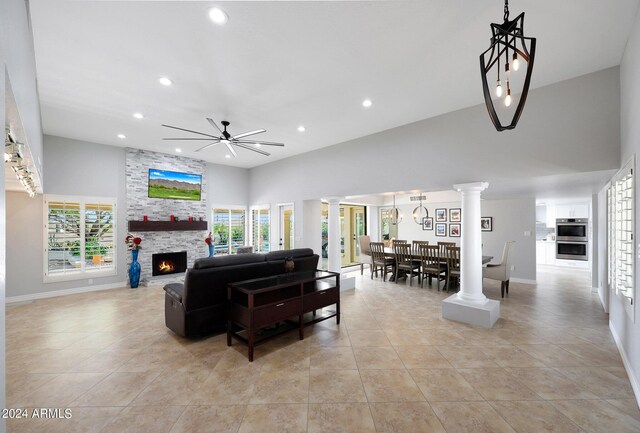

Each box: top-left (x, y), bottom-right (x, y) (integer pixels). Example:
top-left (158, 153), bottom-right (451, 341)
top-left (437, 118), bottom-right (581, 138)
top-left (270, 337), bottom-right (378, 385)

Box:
top-left (254, 298), bottom-right (302, 328)
top-left (303, 287), bottom-right (339, 312)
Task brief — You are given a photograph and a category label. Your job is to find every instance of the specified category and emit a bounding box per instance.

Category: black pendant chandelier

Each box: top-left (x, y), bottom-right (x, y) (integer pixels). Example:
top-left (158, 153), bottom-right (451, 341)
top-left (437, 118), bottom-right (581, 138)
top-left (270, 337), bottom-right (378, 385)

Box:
top-left (480, 0), bottom-right (536, 131)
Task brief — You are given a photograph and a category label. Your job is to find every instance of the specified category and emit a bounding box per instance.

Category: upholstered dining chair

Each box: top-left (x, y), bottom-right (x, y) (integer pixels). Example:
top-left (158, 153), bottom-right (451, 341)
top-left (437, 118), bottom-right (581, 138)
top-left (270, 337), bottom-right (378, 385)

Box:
top-left (357, 235), bottom-right (372, 275)
top-left (419, 244), bottom-right (446, 290)
top-left (370, 242), bottom-right (394, 281)
top-left (393, 243), bottom-right (421, 286)
top-left (444, 246), bottom-right (461, 291)
top-left (483, 241), bottom-right (516, 298)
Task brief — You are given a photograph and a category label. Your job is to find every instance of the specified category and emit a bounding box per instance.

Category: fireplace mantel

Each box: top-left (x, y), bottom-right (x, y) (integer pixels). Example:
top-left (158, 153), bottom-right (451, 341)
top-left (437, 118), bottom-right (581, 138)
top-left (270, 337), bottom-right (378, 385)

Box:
top-left (128, 220), bottom-right (208, 232)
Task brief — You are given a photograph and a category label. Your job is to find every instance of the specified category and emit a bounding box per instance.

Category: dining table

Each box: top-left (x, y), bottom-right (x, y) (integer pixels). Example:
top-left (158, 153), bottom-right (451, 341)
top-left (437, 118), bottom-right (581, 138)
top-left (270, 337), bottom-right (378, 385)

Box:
top-left (383, 247), bottom-right (493, 284)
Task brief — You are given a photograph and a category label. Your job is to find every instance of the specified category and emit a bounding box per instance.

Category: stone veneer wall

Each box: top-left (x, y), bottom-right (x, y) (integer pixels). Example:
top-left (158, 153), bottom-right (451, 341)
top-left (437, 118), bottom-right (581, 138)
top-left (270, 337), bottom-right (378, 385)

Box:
top-left (126, 148), bottom-right (209, 285)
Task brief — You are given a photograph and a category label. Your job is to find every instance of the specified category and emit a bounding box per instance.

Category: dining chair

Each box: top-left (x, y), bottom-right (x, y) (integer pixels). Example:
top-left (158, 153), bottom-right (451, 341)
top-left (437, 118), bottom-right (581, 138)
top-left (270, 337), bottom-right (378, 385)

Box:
top-left (370, 242), bottom-right (394, 281)
top-left (419, 244), bottom-right (446, 290)
top-left (411, 240), bottom-right (429, 267)
top-left (412, 240), bottom-right (429, 255)
top-left (483, 241), bottom-right (516, 297)
top-left (357, 235), bottom-right (372, 275)
top-left (393, 243), bottom-right (421, 286)
top-left (444, 246), bottom-right (461, 291)
top-left (437, 242), bottom-right (456, 259)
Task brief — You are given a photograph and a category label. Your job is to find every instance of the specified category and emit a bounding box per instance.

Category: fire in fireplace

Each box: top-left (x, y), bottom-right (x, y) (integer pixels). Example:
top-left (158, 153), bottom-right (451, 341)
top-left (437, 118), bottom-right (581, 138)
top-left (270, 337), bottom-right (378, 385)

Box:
top-left (152, 251), bottom-right (187, 276)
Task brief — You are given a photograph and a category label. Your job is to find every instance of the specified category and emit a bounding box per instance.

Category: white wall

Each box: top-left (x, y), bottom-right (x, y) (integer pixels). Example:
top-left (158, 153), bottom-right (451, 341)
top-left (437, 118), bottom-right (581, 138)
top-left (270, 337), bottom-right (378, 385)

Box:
top-left (597, 185), bottom-right (609, 312)
top-left (613, 4), bottom-right (640, 404)
top-left (393, 198), bottom-right (536, 281)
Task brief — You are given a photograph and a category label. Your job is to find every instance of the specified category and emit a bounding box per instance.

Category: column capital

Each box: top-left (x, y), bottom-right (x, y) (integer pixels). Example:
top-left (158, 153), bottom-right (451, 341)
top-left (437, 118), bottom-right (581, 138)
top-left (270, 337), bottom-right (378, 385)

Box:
top-left (323, 196), bottom-right (343, 204)
top-left (453, 182), bottom-right (489, 193)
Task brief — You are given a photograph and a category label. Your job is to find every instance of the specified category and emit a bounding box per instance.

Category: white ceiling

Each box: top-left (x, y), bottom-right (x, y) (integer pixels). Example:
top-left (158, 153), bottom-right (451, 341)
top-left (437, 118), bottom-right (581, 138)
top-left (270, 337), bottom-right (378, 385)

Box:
top-left (28, 0), bottom-right (640, 169)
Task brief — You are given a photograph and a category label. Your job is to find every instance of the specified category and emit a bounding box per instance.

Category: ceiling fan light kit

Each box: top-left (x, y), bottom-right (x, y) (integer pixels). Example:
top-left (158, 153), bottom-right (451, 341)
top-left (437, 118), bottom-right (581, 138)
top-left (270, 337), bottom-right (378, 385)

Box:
top-left (480, 0), bottom-right (536, 131)
top-left (162, 118), bottom-right (284, 158)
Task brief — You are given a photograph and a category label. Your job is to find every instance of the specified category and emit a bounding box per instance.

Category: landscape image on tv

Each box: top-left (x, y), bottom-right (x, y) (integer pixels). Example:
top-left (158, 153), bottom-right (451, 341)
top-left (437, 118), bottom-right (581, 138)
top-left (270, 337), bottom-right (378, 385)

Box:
top-left (148, 169), bottom-right (202, 201)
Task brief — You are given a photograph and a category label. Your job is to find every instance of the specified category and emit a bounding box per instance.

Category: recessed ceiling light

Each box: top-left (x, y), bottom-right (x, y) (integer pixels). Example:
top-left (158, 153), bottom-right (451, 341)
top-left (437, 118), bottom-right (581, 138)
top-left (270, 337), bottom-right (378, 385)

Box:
top-left (117, 134), bottom-right (126, 139)
top-left (225, 154), bottom-right (231, 159)
top-left (158, 77), bottom-right (173, 86)
top-left (362, 99), bottom-right (373, 108)
top-left (297, 125), bottom-right (306, 132)
top-left (175, 148), bottom-right (182, 153)
top-left (208, 7), bottom-right (228, 25)
top-left (133, 112), bottom-right (144, 119)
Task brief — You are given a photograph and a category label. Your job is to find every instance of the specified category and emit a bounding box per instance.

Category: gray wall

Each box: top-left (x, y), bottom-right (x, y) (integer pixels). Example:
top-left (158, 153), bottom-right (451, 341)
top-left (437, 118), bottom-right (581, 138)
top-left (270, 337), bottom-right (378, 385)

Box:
top-left (6, 135), bottom-right (250, 297)
top-left (614, 4), bottom-right (640, 402)
top-left (7, 136), bottom-right (128, 297)
top-left (249, 68), bottom-right (620, 253)
top-left (1, 0), bottom-right (46, 426)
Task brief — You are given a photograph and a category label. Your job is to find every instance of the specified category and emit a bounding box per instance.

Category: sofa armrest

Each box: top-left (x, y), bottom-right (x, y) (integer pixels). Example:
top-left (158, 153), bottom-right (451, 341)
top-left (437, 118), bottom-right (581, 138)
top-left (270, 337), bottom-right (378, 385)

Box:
top-left (164, 283), bottom-right (184, 303)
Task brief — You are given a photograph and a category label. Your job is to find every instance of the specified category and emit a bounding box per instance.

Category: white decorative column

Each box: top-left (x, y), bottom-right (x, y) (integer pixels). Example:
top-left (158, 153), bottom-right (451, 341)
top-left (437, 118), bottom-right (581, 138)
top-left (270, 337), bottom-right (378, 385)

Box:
top-left (442, 182), bottom-right (500, 327)
top-left (326, 197), bottom-right (342, 273)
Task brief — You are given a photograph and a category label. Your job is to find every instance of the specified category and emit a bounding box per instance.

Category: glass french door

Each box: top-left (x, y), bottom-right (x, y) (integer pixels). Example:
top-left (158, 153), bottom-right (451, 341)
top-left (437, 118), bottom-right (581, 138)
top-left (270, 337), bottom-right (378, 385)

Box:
top-left (278, 204), bottom-right (294, 250)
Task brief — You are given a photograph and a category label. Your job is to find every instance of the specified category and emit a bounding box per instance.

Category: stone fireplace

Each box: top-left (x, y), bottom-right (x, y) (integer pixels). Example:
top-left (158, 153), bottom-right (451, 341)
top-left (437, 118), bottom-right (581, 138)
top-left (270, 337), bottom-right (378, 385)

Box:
top-left (126, 148), bottom-right (209, 285)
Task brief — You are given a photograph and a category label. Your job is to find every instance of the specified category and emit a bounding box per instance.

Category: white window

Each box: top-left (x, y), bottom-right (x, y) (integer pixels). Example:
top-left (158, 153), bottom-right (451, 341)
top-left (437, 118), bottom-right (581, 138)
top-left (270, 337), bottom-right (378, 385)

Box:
top-left (44, 195), bottom-right (117, 282)
top-left (212, 207), bottom-right (246, 254)
top-left (608, 157), bottom-right (635, 321)
top-left (251, 206), bottom-right (270, 253)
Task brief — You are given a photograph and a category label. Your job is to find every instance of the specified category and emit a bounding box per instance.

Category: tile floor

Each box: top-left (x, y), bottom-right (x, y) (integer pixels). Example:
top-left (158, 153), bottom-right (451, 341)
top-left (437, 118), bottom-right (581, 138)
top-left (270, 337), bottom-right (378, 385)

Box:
top-left (5, 265), bottom-right (640, 432)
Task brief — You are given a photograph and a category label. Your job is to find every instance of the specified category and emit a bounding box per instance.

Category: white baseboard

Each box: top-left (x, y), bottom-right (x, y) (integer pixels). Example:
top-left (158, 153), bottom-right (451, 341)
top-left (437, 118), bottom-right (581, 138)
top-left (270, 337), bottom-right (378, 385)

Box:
top-left (609, 321), bottom-right (640, 408)
top-left (510, 278), bottom-right (536, 285)
top-left (7, 281), bottom-right (127, 304)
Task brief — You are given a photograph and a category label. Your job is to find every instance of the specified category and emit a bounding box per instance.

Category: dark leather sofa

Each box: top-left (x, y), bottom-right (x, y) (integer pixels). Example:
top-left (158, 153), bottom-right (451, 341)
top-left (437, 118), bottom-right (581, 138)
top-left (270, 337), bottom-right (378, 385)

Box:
top-left (164, 248), bottom-right (319, 337)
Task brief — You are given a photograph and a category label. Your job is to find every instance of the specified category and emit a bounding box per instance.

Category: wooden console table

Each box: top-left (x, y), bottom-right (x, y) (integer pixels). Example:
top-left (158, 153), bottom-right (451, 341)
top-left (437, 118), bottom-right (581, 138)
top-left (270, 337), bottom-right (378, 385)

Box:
top-left (227, 270), bottom-right (340, 361)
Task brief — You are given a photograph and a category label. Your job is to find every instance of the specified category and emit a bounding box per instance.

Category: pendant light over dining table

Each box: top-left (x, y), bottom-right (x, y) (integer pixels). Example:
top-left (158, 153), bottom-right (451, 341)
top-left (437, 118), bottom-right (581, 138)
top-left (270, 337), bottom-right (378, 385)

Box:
top-left (480, 0), bottom-right (536, 131)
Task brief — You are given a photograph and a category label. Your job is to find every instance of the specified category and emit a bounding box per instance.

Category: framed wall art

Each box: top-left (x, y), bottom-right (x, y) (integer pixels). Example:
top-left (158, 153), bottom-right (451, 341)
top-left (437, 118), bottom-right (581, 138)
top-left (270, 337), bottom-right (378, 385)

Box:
top-left (435, 223), bottom-right (447, 236)
top-left (449, 208), bottom-right (461, 222)
top-left (423, 217), bottom-right (433, 230)
top-left (481, 217), bottom-right (493, 231)
top-left (435, 208), bottom-right (447, 222)
top-left (449, 223), bottom-right (461, 237)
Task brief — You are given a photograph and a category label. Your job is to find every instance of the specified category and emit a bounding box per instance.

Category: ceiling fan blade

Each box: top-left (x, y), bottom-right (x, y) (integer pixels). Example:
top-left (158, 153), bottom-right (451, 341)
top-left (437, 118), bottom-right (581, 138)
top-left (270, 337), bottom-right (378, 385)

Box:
top-left (162, 124), bottom-right (219, 139)
top-left (206, 118), bottom-right (225, 135)
top-left (232, 129), bottom-right (266, 140)
top-left (162, 138), bottom-right (218, 141)
top-left (194, 142), bottom-right (221, 152)
top-left (224, 142), bottom-right (237, 158)
top-left (234, 142), bottom-right (271, 156)
top-left (236, 140), bottom-right (285, 147)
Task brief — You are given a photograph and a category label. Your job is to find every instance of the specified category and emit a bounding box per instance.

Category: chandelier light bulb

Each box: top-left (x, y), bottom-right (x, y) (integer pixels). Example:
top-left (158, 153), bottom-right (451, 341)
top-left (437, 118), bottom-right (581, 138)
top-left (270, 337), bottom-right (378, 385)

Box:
top-left (496, 80), bottom-right (503, 97)
top-left (512, 53), bottom-right (520, 71)
top-left (505, 89), bottom-right (512, 107)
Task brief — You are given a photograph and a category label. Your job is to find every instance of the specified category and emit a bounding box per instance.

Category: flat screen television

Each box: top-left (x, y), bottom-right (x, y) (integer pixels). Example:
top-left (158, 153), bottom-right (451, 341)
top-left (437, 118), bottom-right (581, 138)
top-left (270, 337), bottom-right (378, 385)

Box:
top-left (148, 169), bottom-right (202, 201)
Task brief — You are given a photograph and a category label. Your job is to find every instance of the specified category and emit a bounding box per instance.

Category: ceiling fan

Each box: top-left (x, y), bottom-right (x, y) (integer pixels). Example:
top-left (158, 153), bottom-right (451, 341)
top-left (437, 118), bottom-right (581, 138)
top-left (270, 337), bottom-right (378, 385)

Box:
top-left (161, 118), bottom-right (284, 157)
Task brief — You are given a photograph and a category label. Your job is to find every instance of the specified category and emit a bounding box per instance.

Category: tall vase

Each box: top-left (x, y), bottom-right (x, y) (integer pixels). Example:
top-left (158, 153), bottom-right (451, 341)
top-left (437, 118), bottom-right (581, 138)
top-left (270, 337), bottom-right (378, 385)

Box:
top-left (208, 245), bottom-right (214, 257)
top-left (129, 249), bottom-right (141, 288)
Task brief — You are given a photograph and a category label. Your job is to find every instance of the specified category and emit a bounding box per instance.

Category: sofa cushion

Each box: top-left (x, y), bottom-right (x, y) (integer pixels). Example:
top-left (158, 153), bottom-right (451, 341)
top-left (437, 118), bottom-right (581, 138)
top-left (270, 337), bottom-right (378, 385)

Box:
top-left (265, 248), bottom-right (315, 261)
top-left (164, 283), bottom-right (184, 303)
top-left (193, 253), bottom-right (266, 270)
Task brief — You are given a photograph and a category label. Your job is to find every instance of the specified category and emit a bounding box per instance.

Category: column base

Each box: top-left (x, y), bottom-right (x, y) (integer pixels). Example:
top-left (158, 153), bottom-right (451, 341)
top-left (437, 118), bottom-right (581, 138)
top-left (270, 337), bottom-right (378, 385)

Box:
top-left (442, 294), bottom-right (500, 328)
top-left (340, 275), bottom-right (356, 291)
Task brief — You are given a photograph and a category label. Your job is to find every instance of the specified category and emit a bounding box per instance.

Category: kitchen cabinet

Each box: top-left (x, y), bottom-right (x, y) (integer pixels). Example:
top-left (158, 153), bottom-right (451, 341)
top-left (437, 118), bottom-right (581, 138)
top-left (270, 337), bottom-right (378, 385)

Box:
top-left (555, 204), bottom-right (589, 219)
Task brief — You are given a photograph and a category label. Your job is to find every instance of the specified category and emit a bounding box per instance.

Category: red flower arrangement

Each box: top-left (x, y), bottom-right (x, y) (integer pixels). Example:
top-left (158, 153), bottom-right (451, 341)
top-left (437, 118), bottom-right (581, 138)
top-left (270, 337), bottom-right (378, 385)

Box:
top-left (125, 233), bottom-right (143, 250)
top-left (204, 232), bottom-right (213, 246)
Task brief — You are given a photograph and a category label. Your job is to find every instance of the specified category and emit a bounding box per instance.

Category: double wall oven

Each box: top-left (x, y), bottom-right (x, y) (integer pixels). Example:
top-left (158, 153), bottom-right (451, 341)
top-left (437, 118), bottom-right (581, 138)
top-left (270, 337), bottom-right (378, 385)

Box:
top-left (556, 218), bottom-right (588, 261)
